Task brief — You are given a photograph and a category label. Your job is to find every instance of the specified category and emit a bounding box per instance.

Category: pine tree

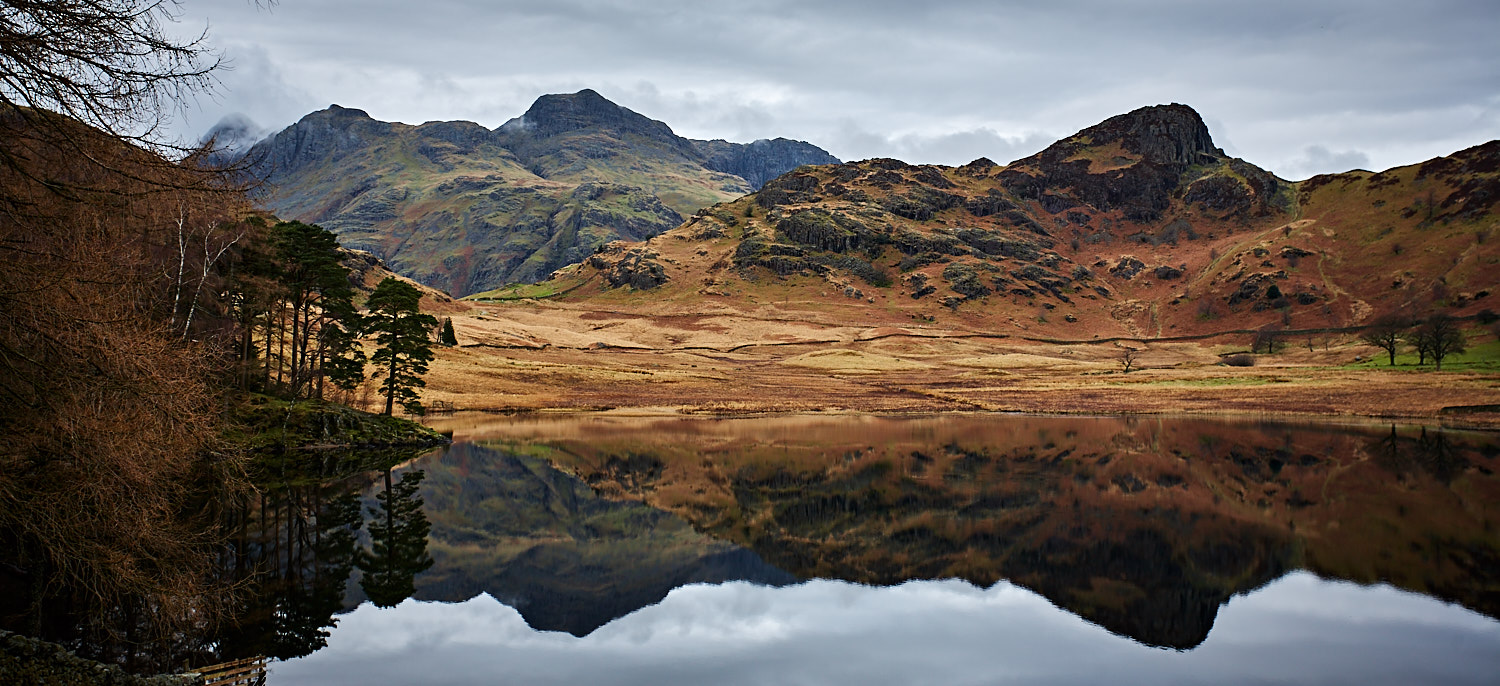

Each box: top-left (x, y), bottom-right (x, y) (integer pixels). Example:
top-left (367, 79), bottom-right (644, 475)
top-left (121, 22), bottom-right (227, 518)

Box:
top-left (364, 278), bottom-right (437, 416)
top-left (358, 470), bottom-right (433, 608)
top-left (439, 317), bottom-right (458, 346)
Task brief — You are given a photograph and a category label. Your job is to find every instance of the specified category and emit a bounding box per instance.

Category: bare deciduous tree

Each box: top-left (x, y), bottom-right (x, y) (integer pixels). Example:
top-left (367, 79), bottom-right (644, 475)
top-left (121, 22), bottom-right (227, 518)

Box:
top-left (1360, 314), bottom-right (1410, 366)
top-left (0, 0), bottom-right (219, 151)
top-left (1411, 314), bottom-right (1466, 371)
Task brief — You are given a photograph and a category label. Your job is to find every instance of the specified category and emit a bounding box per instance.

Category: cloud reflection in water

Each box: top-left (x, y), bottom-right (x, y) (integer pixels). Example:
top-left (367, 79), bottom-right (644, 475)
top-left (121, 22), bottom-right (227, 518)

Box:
top-left (272, 572), bottom-right (1500, 686)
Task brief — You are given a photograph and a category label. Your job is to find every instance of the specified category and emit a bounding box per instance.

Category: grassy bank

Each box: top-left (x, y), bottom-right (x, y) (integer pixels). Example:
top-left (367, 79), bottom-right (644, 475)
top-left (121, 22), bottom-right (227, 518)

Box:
top-left (228, 394), bottom-right (449, 451)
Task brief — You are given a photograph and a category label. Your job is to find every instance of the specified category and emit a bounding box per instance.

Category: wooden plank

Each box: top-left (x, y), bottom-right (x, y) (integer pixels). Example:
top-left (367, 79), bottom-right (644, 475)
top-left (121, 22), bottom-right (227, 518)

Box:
top-left (195, 655), bottom-right (267, 686)
top-left (201, 660), bottom-right (265, 675)
top-left (203, 664), bottom-right (262, 680)
top-left (198, 656), bottom-right (262, 672)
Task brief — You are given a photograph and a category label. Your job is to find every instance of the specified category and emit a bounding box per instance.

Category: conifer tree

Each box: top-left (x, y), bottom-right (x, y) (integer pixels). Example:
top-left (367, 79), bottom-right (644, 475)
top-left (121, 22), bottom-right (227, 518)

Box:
top-left (364, 277), bottom-right (437, 416)
top-left (358, 470), bottom-right (433, 608)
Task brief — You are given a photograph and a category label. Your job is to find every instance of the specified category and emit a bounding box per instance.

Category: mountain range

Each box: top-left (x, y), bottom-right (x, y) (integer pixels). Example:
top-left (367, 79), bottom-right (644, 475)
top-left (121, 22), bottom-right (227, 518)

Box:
top-left (241, 89), bottom-right (838, 296)
top-left (541, 103), bottom-right (1498, 336)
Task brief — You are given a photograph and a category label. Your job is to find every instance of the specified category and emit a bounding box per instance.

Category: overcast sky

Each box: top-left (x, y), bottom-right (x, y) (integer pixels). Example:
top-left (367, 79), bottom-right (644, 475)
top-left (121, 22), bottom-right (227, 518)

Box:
top-left (172, 0), bottom-right (1500, 179)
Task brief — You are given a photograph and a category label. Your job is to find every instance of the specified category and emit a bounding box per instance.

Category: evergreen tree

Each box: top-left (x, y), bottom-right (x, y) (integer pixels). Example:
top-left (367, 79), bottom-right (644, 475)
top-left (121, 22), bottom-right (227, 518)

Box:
top-left (358, 470), bottom-right (433, 608)
top-left (364, 277), bottom-right (437, 416)
top-left (439, 317), bottom-right (458, 346)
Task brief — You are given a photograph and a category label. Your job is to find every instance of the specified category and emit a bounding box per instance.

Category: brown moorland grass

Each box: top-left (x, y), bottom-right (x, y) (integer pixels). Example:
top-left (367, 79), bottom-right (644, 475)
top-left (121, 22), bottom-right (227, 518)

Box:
top-left (393, 298), bottom-right (1500, 427)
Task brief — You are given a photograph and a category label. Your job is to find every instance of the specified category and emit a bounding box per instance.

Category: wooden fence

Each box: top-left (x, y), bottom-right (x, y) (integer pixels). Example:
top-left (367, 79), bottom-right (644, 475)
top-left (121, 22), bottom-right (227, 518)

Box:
top-left (189, 655), bottom-right (266, 686)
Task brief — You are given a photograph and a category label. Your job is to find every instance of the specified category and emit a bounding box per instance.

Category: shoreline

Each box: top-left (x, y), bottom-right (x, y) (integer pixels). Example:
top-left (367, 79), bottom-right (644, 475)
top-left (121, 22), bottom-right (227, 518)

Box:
top-left (421, 404), bottom-right (1500, 433)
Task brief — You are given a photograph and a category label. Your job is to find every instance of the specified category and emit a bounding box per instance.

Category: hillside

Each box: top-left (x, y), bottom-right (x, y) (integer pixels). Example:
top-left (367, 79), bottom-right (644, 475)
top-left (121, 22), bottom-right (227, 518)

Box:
top-left (528, 104), bottom-right (1498, 338)
top-left (244, 90), bottom-right (838, 296)
top-left (411, 104), bottom-right (1500, 420)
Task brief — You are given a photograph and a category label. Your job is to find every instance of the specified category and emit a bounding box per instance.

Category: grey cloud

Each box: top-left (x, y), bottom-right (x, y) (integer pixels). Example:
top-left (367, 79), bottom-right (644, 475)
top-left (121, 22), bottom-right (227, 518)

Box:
top-left (1277, 145), bottom-right (1373, 180)
top-left (823, 123), bottom-right (1057, 167)
top-left (171, 0), bottom-right (1499, 172)
top-left (182, 41), bottom-right (318, 144)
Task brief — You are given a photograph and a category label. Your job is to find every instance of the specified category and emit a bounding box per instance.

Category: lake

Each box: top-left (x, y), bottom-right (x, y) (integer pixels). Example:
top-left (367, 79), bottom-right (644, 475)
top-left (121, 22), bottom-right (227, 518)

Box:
top-left (230, 414), bottom-right (1500, 685)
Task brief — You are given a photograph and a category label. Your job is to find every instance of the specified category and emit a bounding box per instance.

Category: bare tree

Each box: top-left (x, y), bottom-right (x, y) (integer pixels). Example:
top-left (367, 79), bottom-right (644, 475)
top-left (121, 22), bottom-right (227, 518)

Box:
top-left (0, 0), bottom-right (219, 152)
top-left (1120, 347), bottom-right (1140, 373)
top-left (1252, 324), bottom-right (1282, 354)
top-left (1359, 314), bottom-right (1410, 366)
top-left (0, 1), bottom-right (259, 660)
top-left (1412, 314), bottom-right (1466, 370)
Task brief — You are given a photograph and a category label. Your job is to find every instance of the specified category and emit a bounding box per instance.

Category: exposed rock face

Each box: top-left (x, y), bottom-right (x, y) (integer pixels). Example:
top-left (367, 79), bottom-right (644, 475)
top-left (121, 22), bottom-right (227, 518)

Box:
top-left (695, 138), bottom-right (840, 189)
top-left (503, 89), bottom-right (679, 144)
top-left (240, 91), bottom-right (838, 295)
top-left (588, 244), bottom-right (670, 290)
top-left (250, 105), bottom-right (395, 177)
top-left (998, 103), bottom-right (1289, 225)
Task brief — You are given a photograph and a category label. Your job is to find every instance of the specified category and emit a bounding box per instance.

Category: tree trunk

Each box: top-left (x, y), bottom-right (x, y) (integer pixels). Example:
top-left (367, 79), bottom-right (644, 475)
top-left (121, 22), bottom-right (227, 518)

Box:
top-left (384, 355), bottom-right (397, 416)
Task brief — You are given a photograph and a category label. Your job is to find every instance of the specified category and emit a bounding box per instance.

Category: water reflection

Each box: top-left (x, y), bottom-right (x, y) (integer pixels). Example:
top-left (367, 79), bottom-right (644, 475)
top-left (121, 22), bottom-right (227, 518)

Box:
top-left (236, 414), bottom-right (1500, 682)
top-left (272, 574), bottom-right (1500, 686)
top-left (421, 413), bottom-right (1500, 649)
top-left (397, 442), bottom-right (792, 635)
top-left (215, 451), bottom-right (437, 662)
top-left (359, 469), bottom-right (434, 608)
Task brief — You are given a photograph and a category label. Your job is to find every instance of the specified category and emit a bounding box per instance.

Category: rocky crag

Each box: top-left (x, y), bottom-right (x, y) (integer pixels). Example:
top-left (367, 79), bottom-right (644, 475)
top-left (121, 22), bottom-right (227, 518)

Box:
top-left (243, 90), bottom-right (838, 296)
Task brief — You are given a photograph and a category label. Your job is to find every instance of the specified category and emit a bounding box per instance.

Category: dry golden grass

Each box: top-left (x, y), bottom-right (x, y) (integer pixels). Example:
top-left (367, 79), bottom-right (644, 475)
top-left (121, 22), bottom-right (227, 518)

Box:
top-left (782, 349), bottom-right (932, 373)
top-left (413, 297), bottom-right (1500, 427)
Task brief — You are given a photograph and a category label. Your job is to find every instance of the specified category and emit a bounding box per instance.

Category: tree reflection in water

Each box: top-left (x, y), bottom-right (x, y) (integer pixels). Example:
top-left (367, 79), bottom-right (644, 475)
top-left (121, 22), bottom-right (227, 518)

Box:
top-left (214, 452), bottom-right (434, 661)
top-left (358, 469), bottom-right (434, 608)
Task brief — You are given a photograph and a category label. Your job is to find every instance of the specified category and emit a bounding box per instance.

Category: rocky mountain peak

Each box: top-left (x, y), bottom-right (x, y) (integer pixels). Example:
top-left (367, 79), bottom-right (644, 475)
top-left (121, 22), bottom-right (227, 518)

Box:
top-left (1070, 103), bottom-right (1222, 167)
top-left (695, 137), bottom-right (841, 189)
top-left (323, 104), bottom-right (374, 119)
top-left (246, 104), bottom-right (393, 177)
top-left (503, 89), bottom-right (678, 143)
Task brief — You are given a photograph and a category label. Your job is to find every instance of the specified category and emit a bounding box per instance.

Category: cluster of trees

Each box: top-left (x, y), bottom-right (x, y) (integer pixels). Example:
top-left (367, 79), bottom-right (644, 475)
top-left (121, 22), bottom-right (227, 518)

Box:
top-left (0, 0), bottom-right (445, 668)
top-left (226, 219), bottom-right (438, 415)
top-left (1360, 313), bottom-right (1470, 370)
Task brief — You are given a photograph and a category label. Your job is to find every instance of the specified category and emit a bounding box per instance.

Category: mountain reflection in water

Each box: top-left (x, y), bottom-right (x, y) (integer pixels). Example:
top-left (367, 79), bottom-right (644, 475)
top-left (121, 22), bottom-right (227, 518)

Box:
top-left (276, 574), bottom-right (1500, 686)
top-left (258, 414), bottom-right (1500, 683)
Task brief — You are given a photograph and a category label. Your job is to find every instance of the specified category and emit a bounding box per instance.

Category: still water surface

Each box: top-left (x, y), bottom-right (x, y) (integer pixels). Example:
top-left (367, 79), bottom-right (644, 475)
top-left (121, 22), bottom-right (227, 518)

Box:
top-left (244, 414), bottom-right (1500, 684)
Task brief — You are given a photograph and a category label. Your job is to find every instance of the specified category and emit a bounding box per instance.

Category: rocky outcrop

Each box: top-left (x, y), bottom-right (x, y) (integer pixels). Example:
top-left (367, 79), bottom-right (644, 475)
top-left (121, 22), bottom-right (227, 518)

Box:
top-left (775, 208), bottom-right (879, 253)
top-left (997, 103), bottom-right (1289, 225)
top-left (696, 138), bottom-right (840, 189)
top-left (588, 244), bottom-right (670, 290)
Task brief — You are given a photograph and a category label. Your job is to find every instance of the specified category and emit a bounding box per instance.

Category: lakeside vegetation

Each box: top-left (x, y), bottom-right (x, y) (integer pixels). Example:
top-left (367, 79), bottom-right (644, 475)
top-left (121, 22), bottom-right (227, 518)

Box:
top-left (0, 4), bottom-right (448, 672)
